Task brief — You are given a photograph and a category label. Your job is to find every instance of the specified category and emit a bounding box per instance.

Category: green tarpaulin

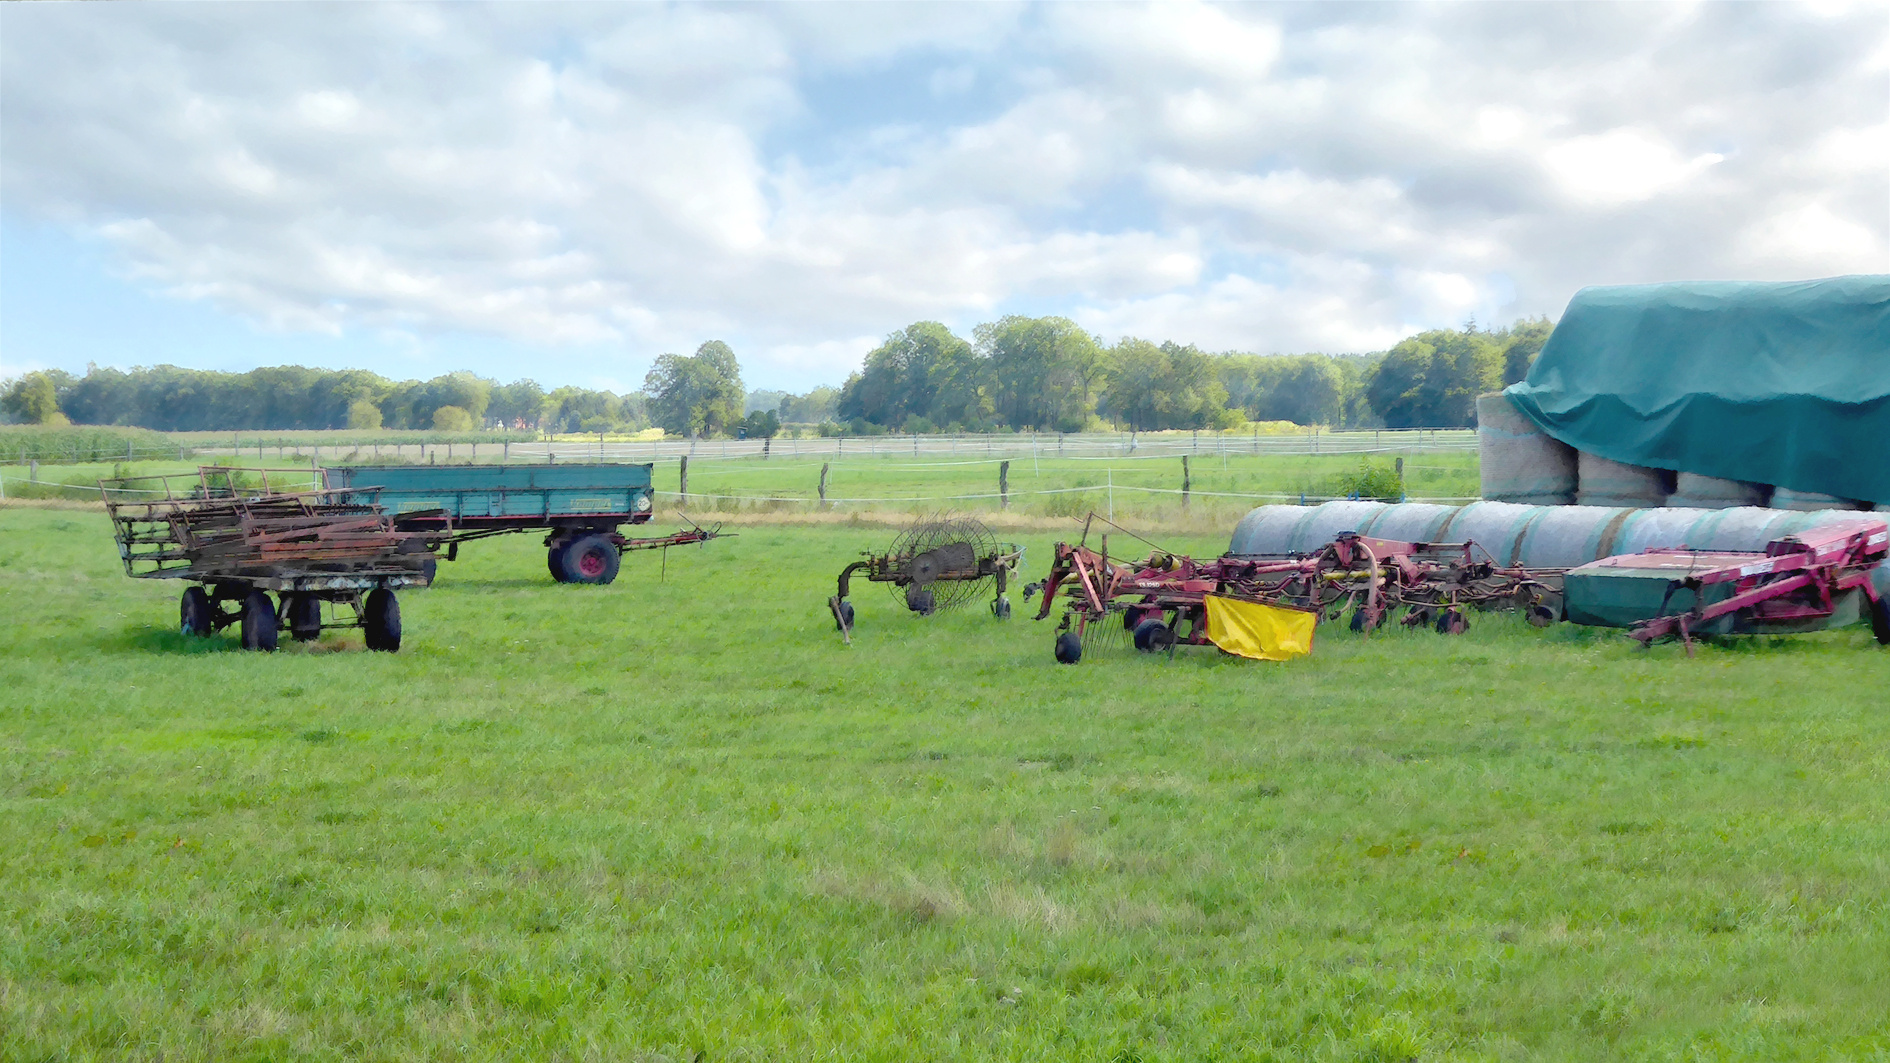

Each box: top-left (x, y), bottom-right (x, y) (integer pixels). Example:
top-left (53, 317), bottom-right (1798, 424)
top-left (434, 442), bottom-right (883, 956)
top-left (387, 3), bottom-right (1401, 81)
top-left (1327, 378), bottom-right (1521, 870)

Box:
top-left (1505, 276), bottom-right (1890, 505)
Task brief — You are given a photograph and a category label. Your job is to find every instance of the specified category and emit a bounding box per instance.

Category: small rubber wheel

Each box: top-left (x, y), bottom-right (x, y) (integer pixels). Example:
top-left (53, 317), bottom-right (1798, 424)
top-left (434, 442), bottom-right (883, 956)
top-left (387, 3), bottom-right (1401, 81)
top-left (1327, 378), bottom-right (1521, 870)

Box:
top-left (905, 585), bottom-right (936, 615)
top-left (180, 586), bottom-right (213, 637)
top-left (1527, 604), bottom-right (1559, 628)
top-left (546, 540), bottom-right (572, 582)
top-left (1871, 596), bottom-right (1890, 646)
top-left (992, 597), bottom-right (1012, 620)
top-left (1434, 608), bottom-right (1468, 635)
top-left (562, 534), bottom-right (621, 585)
top-left (1132, 617), bottom-right (1175, 653)
top-left (287, 594), bottom-right (322, 642)
top-left (834, 600), bottom-right (855, 632)
top-left (239, 590), bottom-right (278, 652)
top-left (363, 588), bottom-right (401, 652)
top-left (1054, 631), bottom-right (1083, 664)
top-left (1350, 606), bottom-right (1379, 634)
top-left (1403, 606), bottom-right (1434, 629)
top-left (420, 556), bottom-right (438, 585)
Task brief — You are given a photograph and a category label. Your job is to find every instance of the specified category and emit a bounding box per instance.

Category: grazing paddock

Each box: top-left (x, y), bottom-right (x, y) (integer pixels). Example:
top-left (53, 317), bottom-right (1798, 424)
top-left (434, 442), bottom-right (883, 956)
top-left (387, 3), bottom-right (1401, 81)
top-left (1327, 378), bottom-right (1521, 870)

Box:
top-left (2, 501), bottom-right (1886, 1061)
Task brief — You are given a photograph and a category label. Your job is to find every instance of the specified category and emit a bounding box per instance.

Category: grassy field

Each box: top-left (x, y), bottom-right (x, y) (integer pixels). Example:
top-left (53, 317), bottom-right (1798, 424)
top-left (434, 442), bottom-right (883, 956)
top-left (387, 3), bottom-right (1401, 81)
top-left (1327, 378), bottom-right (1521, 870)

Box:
top-left (3, 501), bottom-right (1888, 1061)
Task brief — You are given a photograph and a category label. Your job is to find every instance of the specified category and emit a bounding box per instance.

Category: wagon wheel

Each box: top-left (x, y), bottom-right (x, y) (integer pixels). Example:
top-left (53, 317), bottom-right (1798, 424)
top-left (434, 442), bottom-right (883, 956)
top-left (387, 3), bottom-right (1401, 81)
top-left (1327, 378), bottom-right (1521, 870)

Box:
top-left (180, 586), bottom-right (214, 637)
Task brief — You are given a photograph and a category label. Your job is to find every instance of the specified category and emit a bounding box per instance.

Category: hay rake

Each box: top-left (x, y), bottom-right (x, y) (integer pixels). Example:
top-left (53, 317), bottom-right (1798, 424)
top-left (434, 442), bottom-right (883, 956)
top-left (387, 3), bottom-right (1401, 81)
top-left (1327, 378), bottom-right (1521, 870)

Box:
top-left (1031, 516), bottom-right (1560, 663)
top-left (828, 515), bottom-right (1023, 643)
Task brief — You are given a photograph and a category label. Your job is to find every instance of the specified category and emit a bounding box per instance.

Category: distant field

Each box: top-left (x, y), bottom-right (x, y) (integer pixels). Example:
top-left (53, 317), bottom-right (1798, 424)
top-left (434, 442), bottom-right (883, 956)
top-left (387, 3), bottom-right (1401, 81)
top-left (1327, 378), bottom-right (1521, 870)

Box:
top-left (3, 502), bottom-right (1888, 1061)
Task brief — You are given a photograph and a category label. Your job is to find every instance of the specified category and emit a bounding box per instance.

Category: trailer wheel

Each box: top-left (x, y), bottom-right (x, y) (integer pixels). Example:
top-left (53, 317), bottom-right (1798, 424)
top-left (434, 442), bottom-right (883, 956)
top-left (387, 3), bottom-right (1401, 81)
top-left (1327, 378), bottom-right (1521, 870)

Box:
top-left (1054, 631), bottom-right (1083, 664)
top-left (563, 535), bottom-right (621, 585)
top-left (240, 591), bottom-right (278, 652)
top-left (180, 587), bottom-right (213, 637)
top-left (546, 540), bottom-right (572, 582)
top-left (287, 594), bottom-right (322, 642)
top-left (1133, 617), bottom-right (1176, 653)
top-left (364, 589), bottom-right (401, 652)
top-left (1871, 596), bottom-right (1890, 646)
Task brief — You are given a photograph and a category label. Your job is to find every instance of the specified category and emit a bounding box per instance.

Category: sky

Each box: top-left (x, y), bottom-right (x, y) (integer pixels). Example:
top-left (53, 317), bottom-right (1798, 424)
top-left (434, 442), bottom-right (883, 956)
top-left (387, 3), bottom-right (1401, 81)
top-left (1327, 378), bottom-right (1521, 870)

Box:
top-left (2, 1), bottom-right (1885, 394)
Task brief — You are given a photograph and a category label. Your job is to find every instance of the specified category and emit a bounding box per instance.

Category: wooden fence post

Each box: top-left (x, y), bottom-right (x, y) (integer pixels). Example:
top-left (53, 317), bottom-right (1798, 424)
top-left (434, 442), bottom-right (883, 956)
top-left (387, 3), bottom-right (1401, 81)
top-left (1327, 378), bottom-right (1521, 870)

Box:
top-left (999, 460), bottom-right (1010, 509)
top-left (819, 462), bottom-right (830, 509)
top-left (679, 455), bottom-right (689, 505)
top-left (1181, 455), bottom-right (1191, 512)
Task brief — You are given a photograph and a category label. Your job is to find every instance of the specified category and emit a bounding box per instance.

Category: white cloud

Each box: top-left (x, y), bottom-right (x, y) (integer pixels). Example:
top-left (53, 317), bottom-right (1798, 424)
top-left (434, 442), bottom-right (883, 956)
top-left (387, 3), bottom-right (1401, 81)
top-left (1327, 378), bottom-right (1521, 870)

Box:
top-left (1, 0), bottom-right (1885, 388)
top-left (1542, 128), bottom-right (1725, 205)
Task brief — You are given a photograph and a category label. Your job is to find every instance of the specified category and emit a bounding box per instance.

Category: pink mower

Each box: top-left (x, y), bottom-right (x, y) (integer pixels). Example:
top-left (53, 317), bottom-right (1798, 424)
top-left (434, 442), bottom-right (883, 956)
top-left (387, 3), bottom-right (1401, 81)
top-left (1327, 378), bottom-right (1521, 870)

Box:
top-left (1562, 518), bottom-right (1889, 653)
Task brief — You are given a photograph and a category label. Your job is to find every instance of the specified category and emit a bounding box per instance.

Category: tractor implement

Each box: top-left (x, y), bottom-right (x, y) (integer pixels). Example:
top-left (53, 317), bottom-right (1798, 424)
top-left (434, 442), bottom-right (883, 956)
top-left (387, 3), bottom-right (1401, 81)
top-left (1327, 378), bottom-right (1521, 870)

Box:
top-left (828, 516), bottom-right (1022, 643)
top-left (1564, 518), bottom-right (1889, 654)
top-left (1031, 516), bottom-right (1560, 663)
top-left (102, 466), bottom-right (444, 652)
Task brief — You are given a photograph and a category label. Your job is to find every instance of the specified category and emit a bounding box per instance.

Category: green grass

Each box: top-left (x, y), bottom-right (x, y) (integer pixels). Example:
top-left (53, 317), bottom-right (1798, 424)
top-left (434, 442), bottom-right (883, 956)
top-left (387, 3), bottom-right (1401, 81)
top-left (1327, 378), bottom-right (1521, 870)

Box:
top-left (3, 504), bottom-right (1888, 1061)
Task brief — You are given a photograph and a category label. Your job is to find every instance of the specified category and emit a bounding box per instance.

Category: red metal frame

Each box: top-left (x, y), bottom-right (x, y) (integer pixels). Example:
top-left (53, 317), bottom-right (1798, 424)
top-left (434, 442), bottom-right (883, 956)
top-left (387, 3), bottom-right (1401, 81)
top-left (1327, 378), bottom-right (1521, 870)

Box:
top-left (1031, 523), bottom-right (1559, 659)
top-left (1597, 519), bottom-right (1888, 651)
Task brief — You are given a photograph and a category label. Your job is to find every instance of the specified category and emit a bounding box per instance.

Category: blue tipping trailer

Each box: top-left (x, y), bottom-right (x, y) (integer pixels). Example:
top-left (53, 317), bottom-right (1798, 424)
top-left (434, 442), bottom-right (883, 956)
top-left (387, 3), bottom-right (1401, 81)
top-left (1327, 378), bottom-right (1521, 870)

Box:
top-left (322, 462), bottom-right (714, 584)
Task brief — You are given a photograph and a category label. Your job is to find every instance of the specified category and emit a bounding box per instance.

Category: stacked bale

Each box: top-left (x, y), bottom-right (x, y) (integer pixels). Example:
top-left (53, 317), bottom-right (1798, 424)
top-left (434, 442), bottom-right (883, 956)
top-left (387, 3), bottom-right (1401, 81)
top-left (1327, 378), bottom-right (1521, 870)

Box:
top-left (1667, 473), bottom-right (1770, 510)
top-left (1771, 488), bottom-right (1871, 512)
top-left (1575, 452), bottom-right (1670, 508)
top-left (1476, 393), bottom-right (1576, 505)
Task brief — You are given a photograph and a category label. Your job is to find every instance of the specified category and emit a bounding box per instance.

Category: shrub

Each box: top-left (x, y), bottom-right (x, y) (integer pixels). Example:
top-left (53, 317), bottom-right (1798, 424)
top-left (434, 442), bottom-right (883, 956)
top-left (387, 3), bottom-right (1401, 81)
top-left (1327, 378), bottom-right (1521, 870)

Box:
top-left (431, 406), bottom-right (475, 432)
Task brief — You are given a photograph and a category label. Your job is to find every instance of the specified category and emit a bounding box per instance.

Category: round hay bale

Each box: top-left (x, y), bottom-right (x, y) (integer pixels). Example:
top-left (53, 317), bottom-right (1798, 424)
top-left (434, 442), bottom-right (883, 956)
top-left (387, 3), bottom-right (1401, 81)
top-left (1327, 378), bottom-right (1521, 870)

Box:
top-left (1477, 393), bottom-right (1576, 505)
top-left (1576, 451), bottom-right (1669, 508)
top-left (1666, 473), bottom-right (1770, 510)
top-left (1435, 501), bottom-right (1547, 566)
top-left (1356, 503), bottom-right (1461, 544)
top-left (1770, 488), bottom-right (1871, 512)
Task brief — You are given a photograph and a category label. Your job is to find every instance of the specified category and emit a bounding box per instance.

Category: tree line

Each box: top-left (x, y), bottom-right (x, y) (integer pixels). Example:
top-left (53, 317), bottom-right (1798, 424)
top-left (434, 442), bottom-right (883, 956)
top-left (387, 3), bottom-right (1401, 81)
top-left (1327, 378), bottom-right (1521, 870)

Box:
top-left (830, 315), bottom-right (1550, 433)
top-left (1, 317), bottom-right (1550, 435)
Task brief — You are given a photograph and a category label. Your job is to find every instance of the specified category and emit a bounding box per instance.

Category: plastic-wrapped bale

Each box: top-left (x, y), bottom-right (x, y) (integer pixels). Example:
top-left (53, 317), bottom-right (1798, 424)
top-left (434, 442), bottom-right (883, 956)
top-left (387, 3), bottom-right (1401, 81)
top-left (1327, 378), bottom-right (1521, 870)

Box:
top-left (1515, 506), bottom-right (1636, 569)
top-left (1477, 393), bottom-right (1577, 505)
top-left (1612, 507), bottom-right (1715, 556)
top-left (1682, 507), bottom-right (1802, 551)
top-left (1770, 488), bottom-right (1871, 512)
top-left (1666, 473), bottom-right (1769, 510)
top-left (1284, 501), bottom-right (1389, 553)
top-left (1228, 501), bottom-right (1391, 557)
top-left (1355, 502), bottom-right (1461, 544)
top-left (1434, 501), bottom-right (1547, 566)
top-left (1576, 452), bottom-right (1671, 508)
top-left (1228, 504), bottom-right (1315, 557)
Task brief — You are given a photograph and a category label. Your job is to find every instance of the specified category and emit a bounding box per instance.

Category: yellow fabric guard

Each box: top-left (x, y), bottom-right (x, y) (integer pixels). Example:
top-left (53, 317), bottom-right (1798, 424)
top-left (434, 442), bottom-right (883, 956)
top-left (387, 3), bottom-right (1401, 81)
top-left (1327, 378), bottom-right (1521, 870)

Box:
top-left (1203, 595), bottom-right (1316, 661)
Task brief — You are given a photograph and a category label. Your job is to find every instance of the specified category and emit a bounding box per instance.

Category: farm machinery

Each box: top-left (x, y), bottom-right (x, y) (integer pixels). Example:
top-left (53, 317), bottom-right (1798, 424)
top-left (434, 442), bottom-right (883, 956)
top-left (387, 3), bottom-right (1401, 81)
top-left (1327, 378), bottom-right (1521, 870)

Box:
top-left (1031, 518), bottom-right (1561, 664)
top-left (1564, 517), bottom-right (1889, 652)
top-left (828, 516), bottom-right (1023, 643)
top-left (322, 462), bottom-right (721, 584)
top-left (102, 466), bottom-right (443, 651)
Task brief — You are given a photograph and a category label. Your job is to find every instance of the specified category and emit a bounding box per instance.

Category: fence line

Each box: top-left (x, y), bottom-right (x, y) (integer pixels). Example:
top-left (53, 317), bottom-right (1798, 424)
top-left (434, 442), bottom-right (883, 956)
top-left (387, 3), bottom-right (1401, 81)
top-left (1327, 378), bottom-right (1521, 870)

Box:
top-left (8, 428), bottom-right (1478, 467)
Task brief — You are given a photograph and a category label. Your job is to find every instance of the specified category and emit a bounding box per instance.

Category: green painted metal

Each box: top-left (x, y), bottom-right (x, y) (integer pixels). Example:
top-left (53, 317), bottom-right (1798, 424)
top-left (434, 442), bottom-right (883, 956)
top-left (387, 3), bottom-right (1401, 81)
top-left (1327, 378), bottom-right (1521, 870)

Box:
top-left (323, 463), bottom-right (654, 524)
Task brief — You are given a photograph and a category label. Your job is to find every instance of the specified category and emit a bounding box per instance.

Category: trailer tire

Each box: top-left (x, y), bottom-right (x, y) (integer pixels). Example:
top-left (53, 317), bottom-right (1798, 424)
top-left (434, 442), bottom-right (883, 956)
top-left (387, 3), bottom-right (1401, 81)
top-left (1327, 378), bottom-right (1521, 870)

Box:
top-left (240, 591), bottom-right (278, 652)
top-left (1871, 596), bottom-right (1890, 646)
top-left (546, 540), bottom-right (572, 582)
top-left (180, 587), bottom-right (213, 637)
top-left (364, 589), bottom-right (401, 652)
top-left (563, 535), bottom-right (621, 585)
top-left (1054, 631), bottom-right (1083, 664)
top-left (1133, 617), bottom-right (1175, 653)
top-left (287, 594), bottom-right (322, 642)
